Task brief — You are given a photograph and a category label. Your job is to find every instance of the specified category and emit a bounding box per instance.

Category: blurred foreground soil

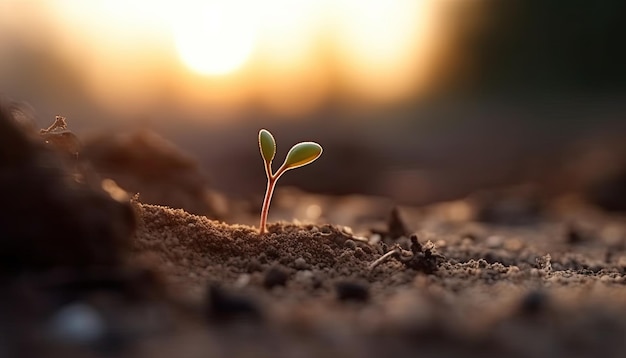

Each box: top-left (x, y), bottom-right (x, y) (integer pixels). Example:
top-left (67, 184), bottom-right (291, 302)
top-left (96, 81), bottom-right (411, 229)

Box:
top-left (1, 101), bottom-right (625, 358)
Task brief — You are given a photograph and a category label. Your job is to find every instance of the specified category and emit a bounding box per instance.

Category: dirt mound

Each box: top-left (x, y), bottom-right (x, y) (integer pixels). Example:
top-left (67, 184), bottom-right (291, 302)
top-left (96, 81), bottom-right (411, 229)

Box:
top-left (0, 101), bottom-right (133, 273)
top-left (83, 130), bottom-right (227, 218)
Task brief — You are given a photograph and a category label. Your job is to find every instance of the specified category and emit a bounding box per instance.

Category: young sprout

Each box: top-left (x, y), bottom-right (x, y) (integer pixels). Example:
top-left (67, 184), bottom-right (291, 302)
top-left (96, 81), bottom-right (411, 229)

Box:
top-left (258, 129), bottom-right (322, 235)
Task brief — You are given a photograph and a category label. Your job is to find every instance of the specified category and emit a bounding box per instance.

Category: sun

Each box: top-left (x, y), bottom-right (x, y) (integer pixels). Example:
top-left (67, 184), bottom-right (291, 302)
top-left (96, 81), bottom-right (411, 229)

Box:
top-left (171, 1), bottom-right (258, 76)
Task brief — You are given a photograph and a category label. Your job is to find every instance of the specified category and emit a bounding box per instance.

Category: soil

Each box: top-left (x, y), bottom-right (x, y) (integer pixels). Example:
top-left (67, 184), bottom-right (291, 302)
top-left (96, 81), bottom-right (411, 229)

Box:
top-left (1, 100), bottom-right (625, 358)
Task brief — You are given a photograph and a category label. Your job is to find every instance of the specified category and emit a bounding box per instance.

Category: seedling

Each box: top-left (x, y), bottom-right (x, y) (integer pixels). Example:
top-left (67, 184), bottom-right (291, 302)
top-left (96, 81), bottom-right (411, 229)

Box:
top-left (258, 129), bottom-right (322, 235)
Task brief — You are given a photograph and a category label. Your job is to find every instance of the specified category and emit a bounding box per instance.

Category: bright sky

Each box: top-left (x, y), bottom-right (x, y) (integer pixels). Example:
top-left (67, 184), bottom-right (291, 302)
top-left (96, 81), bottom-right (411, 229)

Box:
top-left (1, 0), bottom-right (442, 117)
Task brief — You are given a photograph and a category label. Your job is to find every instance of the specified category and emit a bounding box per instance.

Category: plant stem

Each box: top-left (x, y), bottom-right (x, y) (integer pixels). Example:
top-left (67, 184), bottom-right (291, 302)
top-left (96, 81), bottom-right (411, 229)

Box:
top-left (259, 177), bottom-right (275, 235)
top-left (259, 161), bottom-right (291, 234)
top-left (259, 160), bottom-right (277, 235)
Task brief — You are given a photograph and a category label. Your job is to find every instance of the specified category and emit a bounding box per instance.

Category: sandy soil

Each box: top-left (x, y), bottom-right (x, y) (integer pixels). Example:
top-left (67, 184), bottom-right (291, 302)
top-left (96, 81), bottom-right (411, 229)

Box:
top-left (1, 100), bottom-right (625, 358)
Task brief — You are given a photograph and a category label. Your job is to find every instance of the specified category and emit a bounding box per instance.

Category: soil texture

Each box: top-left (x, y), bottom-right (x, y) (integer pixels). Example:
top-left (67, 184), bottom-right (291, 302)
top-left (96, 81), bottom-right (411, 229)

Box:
top-left (1, 100), bottom-right (625, 358)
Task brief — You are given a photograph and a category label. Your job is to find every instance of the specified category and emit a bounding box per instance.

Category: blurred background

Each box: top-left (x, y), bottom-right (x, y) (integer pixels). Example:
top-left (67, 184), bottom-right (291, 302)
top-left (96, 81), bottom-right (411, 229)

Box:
top-left (1, 0), bottom-right (625, 215)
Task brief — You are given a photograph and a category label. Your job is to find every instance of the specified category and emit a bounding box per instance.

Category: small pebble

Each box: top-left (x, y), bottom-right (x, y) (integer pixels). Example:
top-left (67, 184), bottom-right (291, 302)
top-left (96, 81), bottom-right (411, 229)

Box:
top-left (504, 239), bottom-right (524, 251)
top-left (295, 270), bottom-right (314, 281)
top-left (247, 259), bottom-right (263, 273)
top-left (519, 290), bottom-right (548, 315)
top-left (485, 235), bottom-right (503, 248)
top-left (294, 257), bottom-right (308, 270)
top-left (335, 281), bottom-right (369, 302)
top-left (263, 265), bottom-right (289, 289)
top-left (353, 247), bottom-right (365, 259)
top-left (47, 303), bottom-right (105, 344)
top-left (369, 234), bottom-right (382, 246)
top-left (207, 285), bottom-right (260, 321)
top-left (234, 274), bottom-right (251, 288)
top-left (600, 275), bottom-right (612, 283)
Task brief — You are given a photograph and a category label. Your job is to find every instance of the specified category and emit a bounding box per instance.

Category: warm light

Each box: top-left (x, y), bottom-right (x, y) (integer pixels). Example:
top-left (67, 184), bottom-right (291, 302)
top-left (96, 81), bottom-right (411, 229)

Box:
top-left (18, 0), bottom-right (442, 116)
top-left (333, 0), bottom-right (434, 101)
top-left (171, 1), bottom-right (258, 76)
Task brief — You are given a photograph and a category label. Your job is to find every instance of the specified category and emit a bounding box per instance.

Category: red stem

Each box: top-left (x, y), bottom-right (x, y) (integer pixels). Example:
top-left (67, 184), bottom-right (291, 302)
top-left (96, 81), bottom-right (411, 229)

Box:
top-left (259, 177), bottom-right (275, 234)
top-left (259, 163), bottom-right (288, 235)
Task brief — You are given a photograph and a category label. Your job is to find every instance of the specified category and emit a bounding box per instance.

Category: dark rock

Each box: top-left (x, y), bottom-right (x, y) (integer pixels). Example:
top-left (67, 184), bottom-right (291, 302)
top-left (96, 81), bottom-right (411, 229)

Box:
top-left (0, 100), bottom-right (164, 357)
top-left (519, 290), bottom-right (549, 315)
top-left (386, 207), bottom-right (410, 239)
top-left (471, 186), bottom-right (543, 225)
top-left (371, 207), bottom-right (410, 241)
top-left (206, 285), bottom-right (260, 321)
top-left (0, 100), bottom-right (134, 275)
top-left (586, 167), bottom-right (626, 212)
top-left (335, 281), bottom-right (369, 302)
top-left (565, 225), bottom-right (591, 245)
top-left (398, 235), bottom-right (445, 274)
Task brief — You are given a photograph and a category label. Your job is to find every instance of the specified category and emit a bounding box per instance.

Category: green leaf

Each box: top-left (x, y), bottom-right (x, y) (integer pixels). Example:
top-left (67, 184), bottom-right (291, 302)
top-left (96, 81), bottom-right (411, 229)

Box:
top-left (283, 142), bottom-right (322, 170)
top-left (259, 129), bottom-right (276, 163)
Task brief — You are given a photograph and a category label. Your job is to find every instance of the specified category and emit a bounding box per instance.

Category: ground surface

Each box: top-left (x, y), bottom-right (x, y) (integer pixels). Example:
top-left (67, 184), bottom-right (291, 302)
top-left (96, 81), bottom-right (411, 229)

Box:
top-left (126, 195), bottom-right (626, 358)
top-left (1, 101), bottom-right (625, 358)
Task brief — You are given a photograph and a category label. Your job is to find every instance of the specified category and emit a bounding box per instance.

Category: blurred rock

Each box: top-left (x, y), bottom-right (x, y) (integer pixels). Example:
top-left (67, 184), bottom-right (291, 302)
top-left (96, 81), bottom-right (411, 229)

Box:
top-left (82, 130), bottom-right (227, 218)
top-left (263, 265), bottom-right (289, 289)
top-left (0, 100), bottom-right (134, 274)
top-left (0, 100), bottom-right (167, 357)
top-left (205, 285), bottom-right (261, 322)
top-left (470, 185), bottom-right (544, 225)
top-left (335, 280), bottom-right (369, 302)
top-left (586, 167), bottom-right (626, 212)
top-left (371, 207), bottom-right (410, 241)
top-left (46, 302), bottom-right (105, 345)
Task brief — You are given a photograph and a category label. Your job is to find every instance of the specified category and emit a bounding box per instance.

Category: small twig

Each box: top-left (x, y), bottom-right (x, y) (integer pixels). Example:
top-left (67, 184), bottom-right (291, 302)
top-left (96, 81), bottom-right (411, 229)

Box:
top-left (368, 246), bottom-right (401, 271)
top-left (368, 234), bottom-right (445, 274)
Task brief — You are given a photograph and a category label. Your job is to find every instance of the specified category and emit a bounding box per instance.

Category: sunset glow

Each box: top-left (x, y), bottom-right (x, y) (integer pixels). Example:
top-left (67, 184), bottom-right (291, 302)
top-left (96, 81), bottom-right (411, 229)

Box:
top-left (2, 0), bottom-right (441, 116)
top-left (171, 1), bottom-right (258, 75)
